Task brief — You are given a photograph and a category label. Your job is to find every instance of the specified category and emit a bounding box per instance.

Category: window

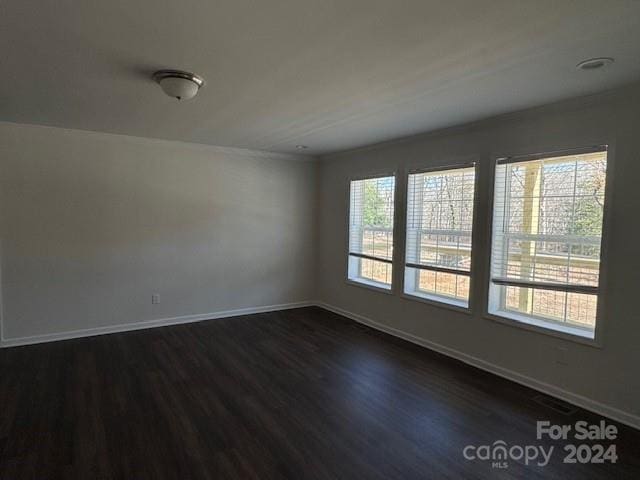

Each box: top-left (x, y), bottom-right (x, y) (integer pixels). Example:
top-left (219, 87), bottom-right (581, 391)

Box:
top-left (488, 148), bottom-right (608, 339)
top-left (348, 175), bottom-right (395, 289)
top-left (404, 165), bottom-right (476, 308)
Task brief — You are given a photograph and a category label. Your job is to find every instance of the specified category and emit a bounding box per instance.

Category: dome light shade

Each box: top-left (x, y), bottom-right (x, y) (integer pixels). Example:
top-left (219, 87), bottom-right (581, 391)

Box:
top-left (576, 57), bottom-right (614, 71)
top-left (153, 70), bottom-right (205, 100)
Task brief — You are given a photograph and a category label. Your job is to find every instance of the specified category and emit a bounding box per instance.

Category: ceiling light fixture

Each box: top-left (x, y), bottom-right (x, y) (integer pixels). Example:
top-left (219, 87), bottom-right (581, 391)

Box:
top-left (153, 70), bottom-right (205, 100)
top-left (576, 57), bottom-right (614, 71)
top-left (296, 145), bottom-right (308, 150)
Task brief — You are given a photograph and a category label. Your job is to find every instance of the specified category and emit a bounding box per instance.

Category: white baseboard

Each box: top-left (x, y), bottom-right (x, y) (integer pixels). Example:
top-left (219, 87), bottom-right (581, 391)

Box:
top-left (316, 301), bottom-right (640, 431)
top-left (0, 301), bottom-right (313, 349)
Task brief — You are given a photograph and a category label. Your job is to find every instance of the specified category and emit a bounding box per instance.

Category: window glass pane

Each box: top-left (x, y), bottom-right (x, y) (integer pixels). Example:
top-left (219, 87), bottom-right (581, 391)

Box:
top-left (358, 258), bottom-right (393, 285)
top-left (489, 149), bottom-right (607, 338)
top-left (419, 270), bottom-right (469, 300)
top-left (566, 292), bottom-right (599, 328)
top-left (348, 176), bottom-right (395, 289)
top-left (405, 166), bottom-right (475, 307)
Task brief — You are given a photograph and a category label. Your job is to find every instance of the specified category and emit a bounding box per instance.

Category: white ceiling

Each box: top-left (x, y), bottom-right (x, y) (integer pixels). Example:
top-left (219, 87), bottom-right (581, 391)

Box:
top-left (2, 0), bottom-right (640, 155)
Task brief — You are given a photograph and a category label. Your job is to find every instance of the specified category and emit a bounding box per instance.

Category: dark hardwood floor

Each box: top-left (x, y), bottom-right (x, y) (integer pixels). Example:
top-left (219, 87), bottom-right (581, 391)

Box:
top-left (1, 306), bottom-right (639, 479)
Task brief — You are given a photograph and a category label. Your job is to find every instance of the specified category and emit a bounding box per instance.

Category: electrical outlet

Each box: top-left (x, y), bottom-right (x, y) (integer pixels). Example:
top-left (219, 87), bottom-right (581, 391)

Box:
top-left (151, 294), bottom-right (161, 305)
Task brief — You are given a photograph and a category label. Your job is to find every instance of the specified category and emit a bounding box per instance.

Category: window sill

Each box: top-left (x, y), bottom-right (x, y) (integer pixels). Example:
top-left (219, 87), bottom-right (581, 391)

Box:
top-left (484, 311), bottom-right (601, 348)
top-left (401, 291), bottom-right (471, 315)
top-left (346, 278), bottom-right (393, 295)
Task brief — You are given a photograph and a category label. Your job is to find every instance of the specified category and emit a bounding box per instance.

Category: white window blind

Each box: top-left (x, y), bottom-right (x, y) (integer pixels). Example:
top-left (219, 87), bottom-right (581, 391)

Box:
top-left (348, 175), bottom-right (395, 288)
top-left (488, 148), bottom-right (607, 338)
top-left (404, 165), bottom-right (476, 307)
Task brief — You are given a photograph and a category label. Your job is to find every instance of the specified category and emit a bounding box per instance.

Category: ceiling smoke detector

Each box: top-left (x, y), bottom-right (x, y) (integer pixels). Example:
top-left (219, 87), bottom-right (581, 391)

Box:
top-left (576, 57), bottom-right (614, 71)
top-left (153, 70), bottom-right (205, 100)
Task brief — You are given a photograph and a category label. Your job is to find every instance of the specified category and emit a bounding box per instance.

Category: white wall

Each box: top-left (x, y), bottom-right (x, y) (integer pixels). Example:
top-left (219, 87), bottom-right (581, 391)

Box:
top-left (316, 82), bottom-right (640, 425)
top-left (0, 123), bottom-right (316, 342)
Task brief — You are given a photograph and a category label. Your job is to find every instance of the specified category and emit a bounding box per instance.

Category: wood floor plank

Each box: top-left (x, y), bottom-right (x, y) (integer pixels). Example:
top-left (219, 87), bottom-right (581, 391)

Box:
top-left (1, 306), bottom-right (638, 479)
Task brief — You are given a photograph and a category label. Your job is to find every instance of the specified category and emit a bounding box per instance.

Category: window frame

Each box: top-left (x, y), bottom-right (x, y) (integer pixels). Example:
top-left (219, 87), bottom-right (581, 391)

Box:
top-left (484, 144), bottom-right (614, 347)
top-left (345, 170), bottom-right (398, 294)
top-left (401, 162), bottom-right (479, 312)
